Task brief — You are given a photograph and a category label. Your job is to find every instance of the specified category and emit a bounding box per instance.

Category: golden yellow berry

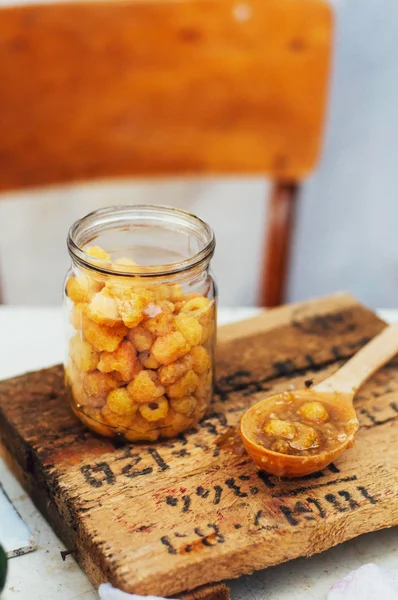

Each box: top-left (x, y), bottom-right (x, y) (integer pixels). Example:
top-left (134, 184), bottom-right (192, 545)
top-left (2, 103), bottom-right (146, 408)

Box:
top-left (174, 314), bottom-right (202, 346)
top-left (196, 370), bottom-right (213, 399)
top-left (69, 334), bottom-right (99, 372)
top-left (193, 397), bottom-right (208, 421)
top-left (123, 414), bottom-right (160, 442)
top-left (98, 340), bottom-right (137, 381)
top-left (200, 320), bottom-right (215, 344)
top-left (86, 288), bottom-right (121, 327)
top-left (111, 288), bottom-right (146, 328)
top-left (82, 316), bottom-right (127, 352)
top-left (127, 370), bottom-right (165, 403)
top-left (139, 397), bottom-right (169, 421)
top-left (173, 294), bottom-right (200, 313)
top-left (167, 369), bottom-right (200, 399)
top-left (127, 326), bottom-right (153, 352)
top-left (137, 288), bottom-right (156, 305)
top-left (102, 404), bottom-right (136, 428)
top-left (199, 303), bottom-right (214, 326)
top-left (138, 351), bottom-right (159, 370)
top-left (153, 285), bottom-right (171, 301)
top-left (111, 285), bottom-right (154, 305)
top-left (83, 371), bottom-right (119, 398)
top-left (160, 408), bottom-right (193, 438)
top-left (179, 297), bottom-right (215, 344)
top-left (170, 395), bottom-right (197, 416)
top-left (263, 419), bottom-right (296, 439)
top-left (84, 245), bottom-right (111, 262)
top-left (72, 405), bottom-right (114, 437)
top-left (180, 296), bottom-right (211, 314)
top-left (270, 439), bottom-right (291, 454)
top-left (168, 284), bottom-right (184, 302)
top-left (65, 359), bottom-right (81, 386)
top-left (145, 311), bottom-right (175, 336)
top-left (104, 279), bottom-right (133, 295)
top-left (158, 300), bottom-right (175, 313)
top-left (151, 331), bottom-right (190, 365)
top-left (158, 353), bottom-right (194, 386)
top-left (69, 377), bottom-right (91, 408)
top-left (106, 387), bottom-right (136, 415)
top-left (297, 401), bottom-right (329, 424)
top-left (196, 302), bottom-right (215, 342)
top-left (66, 276), bottom-right (88, 303)
top-left (190, 345), bottom-right (210, 374)
top-left (114, 361), bottom-right (143, 385)
top-left (70, 303), bottom-right (85, 330)
top-left (131, 361), bottom-right (144, 378)
top-left (290, 423), bottom-right (320, 450)
top-left (66, 273), bottom-right (103, 303)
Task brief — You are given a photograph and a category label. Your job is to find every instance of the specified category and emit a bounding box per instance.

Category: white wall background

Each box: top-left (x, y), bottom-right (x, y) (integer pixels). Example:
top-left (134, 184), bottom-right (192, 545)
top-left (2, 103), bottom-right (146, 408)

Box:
top-left (0, 0), bottom-right (397, 308)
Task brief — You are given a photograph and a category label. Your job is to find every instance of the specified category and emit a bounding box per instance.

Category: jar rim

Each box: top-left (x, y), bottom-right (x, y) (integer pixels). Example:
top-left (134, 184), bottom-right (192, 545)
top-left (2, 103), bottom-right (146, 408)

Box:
top-left (67, 204), bottom-right (216, 278)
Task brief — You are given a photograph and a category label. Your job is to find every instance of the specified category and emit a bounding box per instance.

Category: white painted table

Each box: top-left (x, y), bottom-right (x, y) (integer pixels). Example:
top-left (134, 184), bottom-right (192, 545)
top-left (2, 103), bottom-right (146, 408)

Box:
top-left (0, 307), bottom-right (397, 600)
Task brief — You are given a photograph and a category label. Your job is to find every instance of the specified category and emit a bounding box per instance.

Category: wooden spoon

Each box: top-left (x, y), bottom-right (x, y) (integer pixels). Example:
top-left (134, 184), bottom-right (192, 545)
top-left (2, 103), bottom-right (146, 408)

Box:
top-left (240, 323), bottom-right (398, 478)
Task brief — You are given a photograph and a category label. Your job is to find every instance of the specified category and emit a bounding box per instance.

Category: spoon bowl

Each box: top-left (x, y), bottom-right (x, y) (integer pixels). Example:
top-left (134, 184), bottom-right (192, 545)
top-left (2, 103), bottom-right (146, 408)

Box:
top-left (239, 322), bottom-right (398, 478)
top-left (240, 389), bottom-right (358, 478)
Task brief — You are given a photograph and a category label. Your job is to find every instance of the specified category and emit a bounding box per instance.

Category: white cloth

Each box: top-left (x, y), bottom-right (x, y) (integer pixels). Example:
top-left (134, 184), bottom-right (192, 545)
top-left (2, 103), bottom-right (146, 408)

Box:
top-left (98, 584), bottom-right (175, 600)
top-left (328, 564), bottom-right (398, 600)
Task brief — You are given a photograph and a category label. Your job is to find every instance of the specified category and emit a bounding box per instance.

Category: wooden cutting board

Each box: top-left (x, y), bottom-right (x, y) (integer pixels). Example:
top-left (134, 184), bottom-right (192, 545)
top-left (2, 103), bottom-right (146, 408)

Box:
top-left (1, 293), bottom-right (398, 597)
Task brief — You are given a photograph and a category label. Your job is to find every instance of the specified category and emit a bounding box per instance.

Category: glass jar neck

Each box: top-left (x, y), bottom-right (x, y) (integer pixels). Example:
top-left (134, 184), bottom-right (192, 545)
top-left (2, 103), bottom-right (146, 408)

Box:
top-left (67, 205), bottom-right (215, 282)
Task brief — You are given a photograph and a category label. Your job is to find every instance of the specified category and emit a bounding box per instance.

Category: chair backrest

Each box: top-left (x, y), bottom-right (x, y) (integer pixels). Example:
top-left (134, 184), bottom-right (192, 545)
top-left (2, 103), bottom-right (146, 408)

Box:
top-left (0, 0), bottom-right (332, 191)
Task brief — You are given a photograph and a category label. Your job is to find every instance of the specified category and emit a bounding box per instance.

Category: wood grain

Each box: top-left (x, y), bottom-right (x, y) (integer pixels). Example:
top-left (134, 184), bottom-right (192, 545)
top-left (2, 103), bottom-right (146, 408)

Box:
top-left (2, 294), bottom-right (395, 597)
top-left (181, 582), bottom-right (230, 600)
top-left (0, 0), bottom-right (332, 190)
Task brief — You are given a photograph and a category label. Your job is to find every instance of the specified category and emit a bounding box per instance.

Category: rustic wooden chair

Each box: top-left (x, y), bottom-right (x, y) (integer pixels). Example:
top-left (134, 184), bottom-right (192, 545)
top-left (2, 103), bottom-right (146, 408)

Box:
top-left (0, 0), bottom-right (332, 306)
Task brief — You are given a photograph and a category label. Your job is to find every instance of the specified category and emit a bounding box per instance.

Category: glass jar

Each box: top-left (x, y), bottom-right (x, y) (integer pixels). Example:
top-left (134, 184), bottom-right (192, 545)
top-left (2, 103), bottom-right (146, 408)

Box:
top-left (64, 205), bottom-right (217, 442)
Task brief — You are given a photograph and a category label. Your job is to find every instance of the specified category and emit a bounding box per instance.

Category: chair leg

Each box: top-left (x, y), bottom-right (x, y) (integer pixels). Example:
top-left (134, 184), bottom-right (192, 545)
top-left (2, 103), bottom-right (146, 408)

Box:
top-left (259, 180), bottom-right (299, 307)
top-left (0, 256), bottom-right (3, 304)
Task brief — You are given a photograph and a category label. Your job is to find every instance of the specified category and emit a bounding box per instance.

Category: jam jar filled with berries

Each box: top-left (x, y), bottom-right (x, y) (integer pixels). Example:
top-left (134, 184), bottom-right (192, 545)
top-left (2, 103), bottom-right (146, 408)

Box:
top-left (64, 205), bottom-right (217, 442)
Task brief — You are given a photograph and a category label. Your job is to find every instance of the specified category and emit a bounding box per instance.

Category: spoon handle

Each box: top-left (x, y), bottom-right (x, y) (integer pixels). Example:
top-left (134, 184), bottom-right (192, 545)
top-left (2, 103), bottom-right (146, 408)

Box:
top-left (314, 323), bottom-right (398, 395)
